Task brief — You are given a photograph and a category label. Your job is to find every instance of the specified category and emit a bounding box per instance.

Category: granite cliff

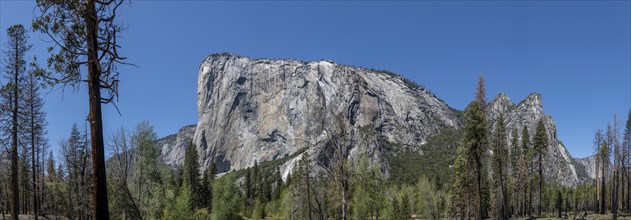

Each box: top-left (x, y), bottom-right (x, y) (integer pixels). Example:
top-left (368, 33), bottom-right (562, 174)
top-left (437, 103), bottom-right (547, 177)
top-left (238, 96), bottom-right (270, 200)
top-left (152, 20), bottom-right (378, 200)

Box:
top-left (156, 53), bottom-right (589, 185)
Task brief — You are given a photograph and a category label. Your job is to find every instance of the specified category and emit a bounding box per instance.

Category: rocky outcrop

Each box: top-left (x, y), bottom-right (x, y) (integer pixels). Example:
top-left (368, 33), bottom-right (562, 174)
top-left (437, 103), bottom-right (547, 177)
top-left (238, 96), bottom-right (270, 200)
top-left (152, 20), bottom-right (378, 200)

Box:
top-left (156, 124), bottom-right (197, 167)
top-left (574, 155), bottom-right (599, 182)
top-left (191, 53), bottom-right (462, 176)
top-left (488, 92), bottom-right (578, 186)
top-left (155, 53), bottom-right (589, 186)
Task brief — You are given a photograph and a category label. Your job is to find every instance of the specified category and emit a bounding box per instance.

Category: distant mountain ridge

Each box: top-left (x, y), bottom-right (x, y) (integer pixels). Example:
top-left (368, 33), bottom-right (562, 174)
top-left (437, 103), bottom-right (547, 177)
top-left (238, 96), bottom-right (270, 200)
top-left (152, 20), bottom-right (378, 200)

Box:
top-left (154, 52), bottom-right (594, 186)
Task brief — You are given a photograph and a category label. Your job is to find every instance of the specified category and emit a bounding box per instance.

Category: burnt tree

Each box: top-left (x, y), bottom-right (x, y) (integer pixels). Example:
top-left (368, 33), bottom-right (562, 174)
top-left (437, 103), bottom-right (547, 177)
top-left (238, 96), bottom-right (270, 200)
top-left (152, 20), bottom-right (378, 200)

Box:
top-left (34, 0), bottom-right (131, 218)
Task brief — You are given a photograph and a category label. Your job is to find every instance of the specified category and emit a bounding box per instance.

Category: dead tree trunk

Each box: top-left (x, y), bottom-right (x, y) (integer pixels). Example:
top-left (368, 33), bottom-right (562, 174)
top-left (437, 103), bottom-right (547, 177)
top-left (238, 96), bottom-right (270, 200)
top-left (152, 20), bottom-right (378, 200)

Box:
top-left (85, 0), bottom-right (109, 218)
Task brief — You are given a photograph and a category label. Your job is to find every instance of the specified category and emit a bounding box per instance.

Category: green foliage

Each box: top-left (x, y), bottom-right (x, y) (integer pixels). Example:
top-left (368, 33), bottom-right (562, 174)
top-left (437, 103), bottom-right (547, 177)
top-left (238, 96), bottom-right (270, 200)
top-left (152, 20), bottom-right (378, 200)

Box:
top-left (534, 119), bottom-right (549, 157)
top-left (183, 142), bottom-right (203, 209)
top-left (193, 208), bottom-right (211, 220)
top-left (510, 127), bottom-right (520, 172)
top-left (200, 167), bottom-right (213, 210)
top-left (164, 182), bottom-right (194, 220)
top-left (351, 156), bottom-right (386, 219)
top-left (521, 124), bottom-right (531, 157)
top-left (450, 137), bottom-right (470, 218)
top-left (388, 127), bottom-right (462, 185)
top-left (401, 194), bottom-right (412, 219)
top-left (211, 173), bottom-right (244, 220)
top-left (132, 121), bottom-right (164, 218)
top-left (534, 119), bottom-right (549, 216)
top-left (491, 114), bottom-right (510, 219)
top-left (389, 194), bottom-right (411, 220)
top-left (234, 147), bottom-right (307, 179)
top-left (251, 200), bottom-right (265, 220)
top-left (416, 177), bottom-right (449, 220)
top-left (390, 196), bottom-right (401, 220)
top-left (451, 101), bottom-right (489, 219)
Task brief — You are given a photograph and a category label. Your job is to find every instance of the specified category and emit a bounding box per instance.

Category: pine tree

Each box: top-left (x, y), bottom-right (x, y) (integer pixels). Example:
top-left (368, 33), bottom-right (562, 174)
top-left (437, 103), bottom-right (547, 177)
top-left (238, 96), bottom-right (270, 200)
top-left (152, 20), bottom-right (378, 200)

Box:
top-left (34, 1), bottom-right (131, 217)
top-left (207, 162), bottom-right (216, 211)
top-left (476, 74), bottom-right (487, 112)
top-left (451, 136), bottom-right (472, 218)
top-left (246, 168), bottom-right (252, 202)
top-left (509, 127), bottom-right (519, 217)
top-left (2, 24), bottom-right (30, 220)
top-left (533, 119), bottom-right (548, 217)
top-left (516, 147), bottom-right (529, 217)
top-left (253, 160), bottom-right (260, 202)
top-left (200, 169), bottom-right (212, 210)
top-left (521, 125), bottom-right (532, 217)
top-left (182, 142), bottom-right (201, 209)
top-left (451, 101), bottom-right (488, 220)
top-left (510, 128), bottom-right (520, 171)
top-left (23, 61), bottom-right (48, 220)
top-left (60, 124), bottom-right (92, 219)
top-left (273, 167), bottom-right (283, 201)
top-left (166, 182), bottom-right (193, 220)
top-left (492, 114), bottom-right (509, 219)
top-left (132, 121), bottom-right (160, 217)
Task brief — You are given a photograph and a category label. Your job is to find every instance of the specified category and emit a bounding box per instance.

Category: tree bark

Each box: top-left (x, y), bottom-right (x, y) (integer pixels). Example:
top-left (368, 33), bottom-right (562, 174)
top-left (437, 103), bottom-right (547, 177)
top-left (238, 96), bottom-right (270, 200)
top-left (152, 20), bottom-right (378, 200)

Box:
top-left (10, 31), bottom-right (20, 220)
top-left (601, 153), bottom-right (606, 214)
top-left (538, 153), bottom-right (543, 217)
top-left (30, 86), bottom-right (39, 220)
top-left (476, 157), bottom-right (483, 220)
top-left (85, 0), bottom-right (110, 219)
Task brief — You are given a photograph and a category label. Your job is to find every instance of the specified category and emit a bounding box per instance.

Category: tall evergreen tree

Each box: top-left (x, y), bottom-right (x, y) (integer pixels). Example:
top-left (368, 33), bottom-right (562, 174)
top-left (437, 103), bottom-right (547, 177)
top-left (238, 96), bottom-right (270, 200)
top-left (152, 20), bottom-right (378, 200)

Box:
top-left (533, 119), bottom-right (548, 217)
top-left (452, 135), bottom-right (473, 218)
top-left (475, 74), bottom-right (490, 219)
top-left (475, 74), bottom-right (487, 112)
top-left (510, 128), bottom-right (520, 174)
top-left (509, 127), bottom-right (519, 217)
top-left (492, 114), bottom-right (509, 219)
top-left (182, 142), bottom-right (201, 209)
top-left (2, 24), bottom-right (30, 220)
top-left (200, 168), bottom-right (212, 210)
top-left (273, 167), bottom-right (283, 201)
top-left (60, 124), bottom-right (91, 219)
top-left (521, 125), bottom-right (533, 217)
top-left (457, 101), bottom-right (488, 220)
top-left (202, 162), bottom-right (216, 211)
top-left (515, 145), bottom-right (529, 217)
top-left (245, 168), bottom-right (252, 206)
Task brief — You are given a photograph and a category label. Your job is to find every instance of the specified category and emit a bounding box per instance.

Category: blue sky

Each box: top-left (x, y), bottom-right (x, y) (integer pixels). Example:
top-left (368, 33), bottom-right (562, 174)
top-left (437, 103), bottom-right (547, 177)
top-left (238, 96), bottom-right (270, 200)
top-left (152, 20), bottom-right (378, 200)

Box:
top-left (1, 0), bottom-right (629, 159)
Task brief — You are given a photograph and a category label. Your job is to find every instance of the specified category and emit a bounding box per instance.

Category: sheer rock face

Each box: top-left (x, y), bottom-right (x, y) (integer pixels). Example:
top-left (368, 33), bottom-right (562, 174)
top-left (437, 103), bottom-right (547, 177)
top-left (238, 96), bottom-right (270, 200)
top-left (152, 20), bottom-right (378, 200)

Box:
top-left (191, 53), bottom-right (462, 176)
top-left (156, 53), bottom-right (589, 186)
top-left (488, 92), bottom-right (579, 186)
top-left (574, 155), bottom-right (598, 182)
top-left (156, 124), bottom-right (197, 167)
